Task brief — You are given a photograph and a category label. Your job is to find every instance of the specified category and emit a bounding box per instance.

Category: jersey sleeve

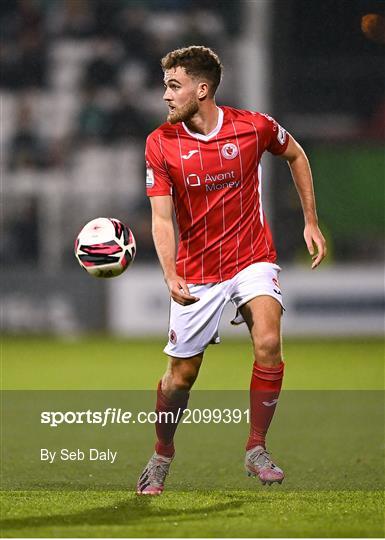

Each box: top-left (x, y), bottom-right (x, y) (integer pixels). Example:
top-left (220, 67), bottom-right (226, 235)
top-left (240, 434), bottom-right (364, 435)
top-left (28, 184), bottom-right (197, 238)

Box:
top-left (145, 133), bottom-right (173, 197)
top-left (255, 113), bottom-right (289, 155)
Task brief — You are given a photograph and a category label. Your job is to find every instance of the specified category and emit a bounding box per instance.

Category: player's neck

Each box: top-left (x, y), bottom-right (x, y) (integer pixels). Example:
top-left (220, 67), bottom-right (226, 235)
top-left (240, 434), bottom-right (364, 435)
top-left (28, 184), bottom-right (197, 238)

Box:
top-left (184, 102), bottom-right (219, 136)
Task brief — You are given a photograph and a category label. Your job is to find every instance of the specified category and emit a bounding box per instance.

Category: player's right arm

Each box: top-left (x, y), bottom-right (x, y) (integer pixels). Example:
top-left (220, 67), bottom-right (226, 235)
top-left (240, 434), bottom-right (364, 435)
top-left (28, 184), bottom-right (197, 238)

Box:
top-left (146, 132), bottom-right (198, 305)
top-left (150, 195), bottom-right (199, 306)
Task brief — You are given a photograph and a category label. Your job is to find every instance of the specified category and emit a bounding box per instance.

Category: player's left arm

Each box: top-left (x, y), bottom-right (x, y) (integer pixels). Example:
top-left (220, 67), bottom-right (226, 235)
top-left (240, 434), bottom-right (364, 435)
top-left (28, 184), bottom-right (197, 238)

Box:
top-left (280, 135), bottom-right (327, 269)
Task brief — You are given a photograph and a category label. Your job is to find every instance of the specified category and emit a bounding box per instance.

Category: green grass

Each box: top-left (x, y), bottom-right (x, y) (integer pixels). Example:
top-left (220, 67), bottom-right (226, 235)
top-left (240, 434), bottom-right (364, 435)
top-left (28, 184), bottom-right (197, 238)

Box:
top-left (1, 337), bottom-right (384, 538)
top-left (1, 491), bottom-right (384, 538)
top-left (2, 336), bottom-right (384, 390)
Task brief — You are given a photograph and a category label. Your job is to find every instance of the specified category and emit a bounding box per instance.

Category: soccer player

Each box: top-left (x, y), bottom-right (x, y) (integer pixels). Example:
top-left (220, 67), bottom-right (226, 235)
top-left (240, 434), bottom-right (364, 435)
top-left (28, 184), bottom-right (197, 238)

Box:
top-left (137, 46), bottom-right (326, 495)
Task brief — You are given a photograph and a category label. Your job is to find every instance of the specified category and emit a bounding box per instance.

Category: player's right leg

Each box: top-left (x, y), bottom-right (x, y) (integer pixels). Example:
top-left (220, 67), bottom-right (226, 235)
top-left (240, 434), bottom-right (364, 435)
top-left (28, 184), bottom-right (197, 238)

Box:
top-left (136, 353), bottom-right (202, 495)
top-left (155, 354), bottom-right (203, 458)
top-left (137, 282), bottom-right (227, 495)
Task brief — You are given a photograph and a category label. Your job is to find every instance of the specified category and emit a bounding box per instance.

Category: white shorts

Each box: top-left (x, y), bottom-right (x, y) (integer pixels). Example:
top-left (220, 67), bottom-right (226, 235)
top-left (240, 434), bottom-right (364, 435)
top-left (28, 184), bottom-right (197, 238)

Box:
top-left (164, 262), bottom-right (284, 358)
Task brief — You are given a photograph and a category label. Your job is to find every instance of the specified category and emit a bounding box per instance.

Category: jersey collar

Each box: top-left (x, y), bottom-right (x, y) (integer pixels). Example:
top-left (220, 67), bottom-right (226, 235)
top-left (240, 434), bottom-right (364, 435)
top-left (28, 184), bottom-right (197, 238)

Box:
top-left (181, 106), bottom-right (224, 142)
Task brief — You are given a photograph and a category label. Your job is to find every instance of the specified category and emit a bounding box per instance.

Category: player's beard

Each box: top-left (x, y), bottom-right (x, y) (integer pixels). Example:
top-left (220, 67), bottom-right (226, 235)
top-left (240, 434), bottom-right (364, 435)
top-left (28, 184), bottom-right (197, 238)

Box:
top-left (167, 97), bottom-right (199, 124)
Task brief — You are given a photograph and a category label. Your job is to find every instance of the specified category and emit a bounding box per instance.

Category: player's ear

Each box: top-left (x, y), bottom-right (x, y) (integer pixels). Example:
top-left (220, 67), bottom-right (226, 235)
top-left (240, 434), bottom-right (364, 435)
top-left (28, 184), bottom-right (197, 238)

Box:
top-left (197, 81), bottom-right (209, 100)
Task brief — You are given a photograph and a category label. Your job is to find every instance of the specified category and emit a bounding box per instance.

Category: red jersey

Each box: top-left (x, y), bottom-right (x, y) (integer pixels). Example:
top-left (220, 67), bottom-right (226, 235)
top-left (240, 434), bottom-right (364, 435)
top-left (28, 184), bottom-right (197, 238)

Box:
top-left (145, 106), bottom-right (289, 283)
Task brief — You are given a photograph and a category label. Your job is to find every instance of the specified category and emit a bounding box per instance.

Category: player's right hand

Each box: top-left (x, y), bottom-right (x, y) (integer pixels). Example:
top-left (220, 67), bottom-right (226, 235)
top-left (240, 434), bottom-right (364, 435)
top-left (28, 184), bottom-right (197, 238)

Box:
top-left (165, 275), bottom-right (200, 306)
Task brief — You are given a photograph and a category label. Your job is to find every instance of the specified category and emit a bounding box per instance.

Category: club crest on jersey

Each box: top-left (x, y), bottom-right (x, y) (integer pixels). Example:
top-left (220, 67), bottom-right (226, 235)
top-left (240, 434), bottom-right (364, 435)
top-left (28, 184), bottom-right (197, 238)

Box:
top-left (221, 143), bottom-right (238, 160)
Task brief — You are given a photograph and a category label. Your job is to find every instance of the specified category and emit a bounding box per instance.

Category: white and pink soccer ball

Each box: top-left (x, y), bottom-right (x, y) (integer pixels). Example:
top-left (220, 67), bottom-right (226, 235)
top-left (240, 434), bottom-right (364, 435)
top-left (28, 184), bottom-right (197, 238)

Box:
top-left (75, 217), bottom-right (136, 278)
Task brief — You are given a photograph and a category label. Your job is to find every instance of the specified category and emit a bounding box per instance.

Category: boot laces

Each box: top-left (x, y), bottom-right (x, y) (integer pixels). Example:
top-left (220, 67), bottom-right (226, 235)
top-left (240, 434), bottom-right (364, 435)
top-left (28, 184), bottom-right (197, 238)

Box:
top-left (249, 448), bottom-right (274, 469)
top-left (147, 458), bottom-right (170, 485)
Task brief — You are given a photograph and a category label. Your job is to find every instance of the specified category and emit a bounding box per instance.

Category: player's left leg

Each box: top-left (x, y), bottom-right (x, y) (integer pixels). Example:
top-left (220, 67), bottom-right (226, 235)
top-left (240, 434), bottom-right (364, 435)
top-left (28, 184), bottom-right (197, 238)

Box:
top-left (240, 295), bottom-right (285, 484)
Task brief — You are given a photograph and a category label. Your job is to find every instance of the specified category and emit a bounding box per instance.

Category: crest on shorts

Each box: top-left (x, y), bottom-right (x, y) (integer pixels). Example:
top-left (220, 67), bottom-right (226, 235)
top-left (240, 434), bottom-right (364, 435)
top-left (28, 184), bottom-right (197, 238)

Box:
top-left (169, 329), bottom-right (177, 344)
top-left (221, 143), bottom-right (238, 160)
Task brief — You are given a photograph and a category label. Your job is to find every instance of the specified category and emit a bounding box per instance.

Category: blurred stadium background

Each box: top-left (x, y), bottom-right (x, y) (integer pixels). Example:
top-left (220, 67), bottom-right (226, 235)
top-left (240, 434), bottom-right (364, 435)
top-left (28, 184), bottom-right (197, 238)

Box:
top-left (1, 0), bottom-right (384, 339)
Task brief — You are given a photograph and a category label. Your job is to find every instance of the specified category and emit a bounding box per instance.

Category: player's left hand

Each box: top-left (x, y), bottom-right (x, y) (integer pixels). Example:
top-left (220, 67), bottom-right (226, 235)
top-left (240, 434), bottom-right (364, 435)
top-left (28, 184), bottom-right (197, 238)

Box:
top-left (303, 223), bottom-right (327, 269)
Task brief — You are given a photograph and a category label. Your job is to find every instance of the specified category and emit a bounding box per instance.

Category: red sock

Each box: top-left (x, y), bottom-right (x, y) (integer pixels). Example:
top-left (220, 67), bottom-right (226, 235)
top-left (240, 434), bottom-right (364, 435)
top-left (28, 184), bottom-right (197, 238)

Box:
top-left (154, 380), bottom-right (189, 457)
top-left (246, 361), bottom-right (284, 451)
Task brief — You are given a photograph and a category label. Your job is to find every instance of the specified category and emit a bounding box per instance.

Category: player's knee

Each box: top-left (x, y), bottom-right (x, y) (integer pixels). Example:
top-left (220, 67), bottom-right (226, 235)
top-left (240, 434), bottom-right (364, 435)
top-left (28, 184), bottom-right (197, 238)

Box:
top-left (163, 377), bottom-right (193, 397)
top-left (254, 333), bottom-right (282, 366)
top-left (173, 378), bottom-right (193, 393)
top-left (163, 367), bottom-right (197, 394)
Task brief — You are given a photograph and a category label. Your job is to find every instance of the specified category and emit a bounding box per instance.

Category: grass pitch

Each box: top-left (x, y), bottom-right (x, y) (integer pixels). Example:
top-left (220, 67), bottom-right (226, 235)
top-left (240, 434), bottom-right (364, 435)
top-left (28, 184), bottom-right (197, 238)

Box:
top-left (1, 337), bottom-right (384, 538)
top-left (2, 490), bottom-right (383, 538)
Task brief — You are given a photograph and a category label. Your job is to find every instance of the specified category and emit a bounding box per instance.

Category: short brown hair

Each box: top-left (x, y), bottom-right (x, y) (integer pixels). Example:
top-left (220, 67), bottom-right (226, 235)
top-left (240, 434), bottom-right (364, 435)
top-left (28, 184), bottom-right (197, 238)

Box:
top-left (161, 46), bottom-right (223, 96)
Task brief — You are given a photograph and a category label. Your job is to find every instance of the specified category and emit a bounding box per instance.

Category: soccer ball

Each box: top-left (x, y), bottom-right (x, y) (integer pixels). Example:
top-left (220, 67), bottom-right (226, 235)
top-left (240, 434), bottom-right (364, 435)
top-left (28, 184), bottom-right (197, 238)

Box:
top-left (75, 217), bottom-right (136, 278)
